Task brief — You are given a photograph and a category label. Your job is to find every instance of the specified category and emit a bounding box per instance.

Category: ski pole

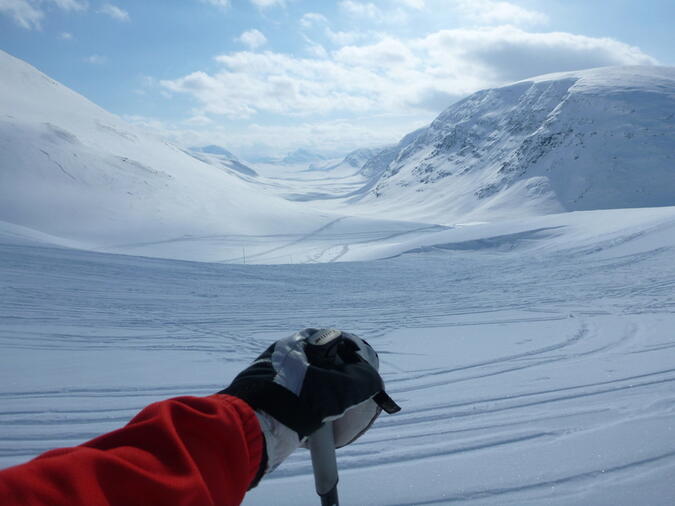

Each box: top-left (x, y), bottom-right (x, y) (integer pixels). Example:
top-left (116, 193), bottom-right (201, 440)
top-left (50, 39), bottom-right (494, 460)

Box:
top-left (306, 329), bottom-right (343, 506)
top-left (310, 422), bottom-right (339, 506)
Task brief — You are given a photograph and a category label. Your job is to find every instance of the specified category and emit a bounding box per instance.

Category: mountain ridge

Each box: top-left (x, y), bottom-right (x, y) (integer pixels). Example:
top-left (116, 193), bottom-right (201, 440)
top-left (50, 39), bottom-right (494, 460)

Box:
top-left (354, 65), bottom-right (675, 222)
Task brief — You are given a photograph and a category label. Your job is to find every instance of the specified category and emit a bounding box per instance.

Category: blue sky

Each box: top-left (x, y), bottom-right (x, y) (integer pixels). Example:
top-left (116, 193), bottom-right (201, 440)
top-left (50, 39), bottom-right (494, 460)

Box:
top-left (1, 0), bottom-right (674, 158)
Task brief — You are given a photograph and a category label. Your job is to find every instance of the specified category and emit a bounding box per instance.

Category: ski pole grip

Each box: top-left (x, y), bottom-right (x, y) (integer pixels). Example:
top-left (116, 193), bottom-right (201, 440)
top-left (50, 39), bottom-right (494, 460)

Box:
top-left (305, 329), bottom-right (343, 367)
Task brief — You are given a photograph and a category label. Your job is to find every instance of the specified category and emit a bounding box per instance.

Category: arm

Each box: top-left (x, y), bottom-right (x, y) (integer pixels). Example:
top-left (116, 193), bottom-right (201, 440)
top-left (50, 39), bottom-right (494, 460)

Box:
top-left (0, 395), bottom-right (264, 506)
top-left (0, 328), bottom-right (399, 506)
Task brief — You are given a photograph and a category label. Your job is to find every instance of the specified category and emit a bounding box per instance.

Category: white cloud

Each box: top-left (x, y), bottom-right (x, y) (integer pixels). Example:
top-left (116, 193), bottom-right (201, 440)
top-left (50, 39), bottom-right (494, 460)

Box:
top-left (335, 37), bottom-right (418, 68)
top-left (249, 0), bottom-right (284, 8)
top-left (185, 114), bottom-right (214, 126)
top-left (338, 1), bottom-right (410, 25)
top-left (51, 0), bottom-right (86, 10)
top-left (325, 28), bottom-right (369, 46)
top-left (160, 26), bottom-right (656, 143)
top-left (237, 29), bottom-right (267, 49)
top-left (84, 54), bottom-right (106, 64)
top-left (299, 11), bottom-right (367, 46)
top-left (0, 0), bottom-right (85, 30)
top-left (304, 39), bottom-right (329, 58)
top-left (453, 0), bottom-right (548, 26)
top-left (339, 1), bottom-right (381, 19)
top-left (162, 52), bottom-right (385, 119)
top-left (59, 31), bottom-right (73, 39)
top-left (200, 0), bottom-right (229, 8)
top-left (397, 0), bottom-right (424, 9)
top-left (418, 26), bottom-right (657, 82)
top-left (0, 0), bottom-right (43, 29)
top-left (300, 12), bottom-right (327, 28)
top-left (99, 3), bottom-right (129, 21)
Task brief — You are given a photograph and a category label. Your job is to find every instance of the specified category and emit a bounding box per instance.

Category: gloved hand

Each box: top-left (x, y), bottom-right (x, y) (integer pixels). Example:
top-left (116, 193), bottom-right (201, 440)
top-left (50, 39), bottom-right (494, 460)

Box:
top-left (221, 328), bottom-right (400, 478)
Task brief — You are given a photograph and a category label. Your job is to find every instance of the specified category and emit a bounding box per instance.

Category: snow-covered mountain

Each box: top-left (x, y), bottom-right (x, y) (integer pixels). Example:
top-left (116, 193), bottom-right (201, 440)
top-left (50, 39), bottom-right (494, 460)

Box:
top-left (281, 148), bottom-right (327, 165)
top-left (0, 49), bottom-right (327, 248)
top-left (355, 66), bottom-right (675, 222)
top-left (341, 147), bottom-right (382, 170)
top-left (301, 147), bottom-right (385, 176)
top-left (247, 148), bottom-right (336, 173)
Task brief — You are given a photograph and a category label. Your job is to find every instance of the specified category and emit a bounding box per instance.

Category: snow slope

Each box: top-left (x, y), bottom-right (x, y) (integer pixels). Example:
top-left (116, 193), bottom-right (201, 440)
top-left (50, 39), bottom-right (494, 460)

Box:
top-left (306, 206), bottom-right (675, 263)
top-left (1, 204), bottom-right (674, 505)
top-left (0, 50), bottom-right (335, 247)
top-left (352, 66), bottom-right (675, 223)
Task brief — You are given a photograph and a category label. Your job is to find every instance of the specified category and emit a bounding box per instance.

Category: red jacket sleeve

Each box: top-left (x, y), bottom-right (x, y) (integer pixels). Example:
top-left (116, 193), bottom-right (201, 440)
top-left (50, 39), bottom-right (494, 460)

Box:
top-left (0, 394), bottom-right (265, 506)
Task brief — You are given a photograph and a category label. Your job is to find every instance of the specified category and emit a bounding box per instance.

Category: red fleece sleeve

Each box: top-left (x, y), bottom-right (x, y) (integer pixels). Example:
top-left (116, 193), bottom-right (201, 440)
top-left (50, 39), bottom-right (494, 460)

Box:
top-left (0, 395), bottom-right (264, 506)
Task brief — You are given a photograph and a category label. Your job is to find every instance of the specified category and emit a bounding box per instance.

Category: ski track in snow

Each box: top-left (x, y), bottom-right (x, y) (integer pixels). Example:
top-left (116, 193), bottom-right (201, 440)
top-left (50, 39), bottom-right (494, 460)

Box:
top-left (1, 225), bottom-right (675, 505)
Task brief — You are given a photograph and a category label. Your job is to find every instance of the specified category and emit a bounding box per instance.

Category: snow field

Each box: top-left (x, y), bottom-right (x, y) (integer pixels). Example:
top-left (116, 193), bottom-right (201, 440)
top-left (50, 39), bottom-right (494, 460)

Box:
top-left (2, 210), bottom-right (674, 504)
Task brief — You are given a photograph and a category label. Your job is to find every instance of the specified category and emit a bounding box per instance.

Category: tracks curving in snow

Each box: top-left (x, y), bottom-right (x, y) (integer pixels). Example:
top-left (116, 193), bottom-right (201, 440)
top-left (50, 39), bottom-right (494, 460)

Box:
top-left (1, 224), bottom-right (675, 504)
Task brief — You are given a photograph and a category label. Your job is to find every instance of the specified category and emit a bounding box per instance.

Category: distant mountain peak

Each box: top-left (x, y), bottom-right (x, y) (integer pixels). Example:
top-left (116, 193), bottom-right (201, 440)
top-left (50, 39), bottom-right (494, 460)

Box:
top-left (281, 148), bottom-right (328, 165)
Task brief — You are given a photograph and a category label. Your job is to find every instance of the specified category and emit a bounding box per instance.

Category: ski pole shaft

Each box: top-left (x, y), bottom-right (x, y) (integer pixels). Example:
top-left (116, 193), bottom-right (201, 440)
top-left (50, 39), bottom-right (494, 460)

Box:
top-left (310, 422), bottom-right (339, 506)
top-left (305, 329), bottom-right (343, 506)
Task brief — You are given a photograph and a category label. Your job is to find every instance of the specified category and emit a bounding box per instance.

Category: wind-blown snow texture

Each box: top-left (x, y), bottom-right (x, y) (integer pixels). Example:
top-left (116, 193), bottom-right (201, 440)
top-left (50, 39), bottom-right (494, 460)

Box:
top-left (2, 50), bottom-right (675, 505)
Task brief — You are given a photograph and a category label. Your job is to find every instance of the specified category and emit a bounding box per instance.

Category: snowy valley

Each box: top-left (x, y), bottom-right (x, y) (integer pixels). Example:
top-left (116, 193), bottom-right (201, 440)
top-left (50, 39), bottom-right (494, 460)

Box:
top-left (1, 48), bottom-right (675, 505)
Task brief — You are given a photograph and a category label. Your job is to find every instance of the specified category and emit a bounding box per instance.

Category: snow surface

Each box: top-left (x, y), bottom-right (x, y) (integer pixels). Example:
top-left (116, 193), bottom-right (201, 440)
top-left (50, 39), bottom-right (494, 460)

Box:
top-left (2, 206), bottom-right (675, 505)
top-left (2, 50), bottom-right (675, 505)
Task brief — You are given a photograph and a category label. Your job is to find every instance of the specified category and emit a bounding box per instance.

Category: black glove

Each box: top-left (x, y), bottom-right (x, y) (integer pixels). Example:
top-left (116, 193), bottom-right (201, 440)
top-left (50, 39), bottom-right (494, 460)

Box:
top-left (221, 328), bottom-right (400, 475)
